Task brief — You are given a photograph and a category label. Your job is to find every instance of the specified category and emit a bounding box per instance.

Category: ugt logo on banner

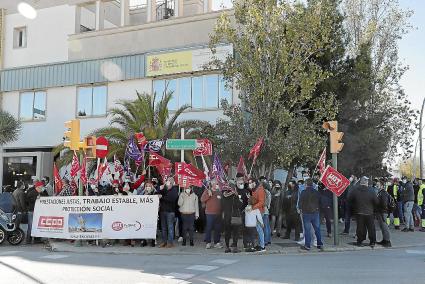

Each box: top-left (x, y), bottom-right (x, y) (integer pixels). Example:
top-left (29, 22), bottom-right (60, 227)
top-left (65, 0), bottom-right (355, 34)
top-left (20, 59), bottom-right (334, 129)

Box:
top-left (319, 165), bottom-right (350, 197)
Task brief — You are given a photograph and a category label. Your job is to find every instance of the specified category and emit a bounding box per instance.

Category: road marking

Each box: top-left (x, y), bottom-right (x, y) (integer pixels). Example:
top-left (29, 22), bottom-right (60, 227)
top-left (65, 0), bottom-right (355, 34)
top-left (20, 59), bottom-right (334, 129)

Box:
top-left (164, 272), bottom-right (195, 280)
top-left (406, 250), bottom-right (425, 255)
top-left (0, 251), bottom-right (23, 256)
top-left (185, 265), bottom-right (219, 272)
top-left (210, 259), bottom-right (239, 265)
top-left (40, 254), bottom-right (69, 259)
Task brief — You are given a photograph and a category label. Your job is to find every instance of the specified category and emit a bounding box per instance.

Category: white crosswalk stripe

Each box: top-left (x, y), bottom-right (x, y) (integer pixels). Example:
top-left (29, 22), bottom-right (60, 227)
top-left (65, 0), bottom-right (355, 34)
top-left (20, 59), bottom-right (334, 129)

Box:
top-left (210, 259), bottom-right (239, 265)
top-left (40, 254), bottom-right (69, 259)
top-left (406, 250), bottom-right (425, 255)
top-left (164, 272), bottom-right (195, 280)
top-left (185, 265), bottom-right (219, 272)
top-left (0, 251), bottom-right (23, 256)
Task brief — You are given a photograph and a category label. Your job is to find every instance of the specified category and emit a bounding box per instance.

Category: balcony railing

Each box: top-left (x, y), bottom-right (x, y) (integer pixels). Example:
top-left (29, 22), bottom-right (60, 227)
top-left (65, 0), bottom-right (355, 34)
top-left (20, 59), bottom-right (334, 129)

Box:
top-left (156, 0), bottom-right (174, 20)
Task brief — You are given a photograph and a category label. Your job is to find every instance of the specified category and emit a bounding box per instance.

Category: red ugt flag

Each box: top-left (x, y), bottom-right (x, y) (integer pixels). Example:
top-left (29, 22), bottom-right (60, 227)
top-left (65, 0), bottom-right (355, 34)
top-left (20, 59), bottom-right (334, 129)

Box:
top-left (319, 166), bottom-right (350, 197)
top-left (316, 148), bottom-right (326, 174)
top-left (80, 155), bottom-right (88, 186)
top-left (149, 152), bottom-right (171, 167)
top-left (70, 151), bottom-right (80, 178)
top-left (248, 137), bottom-right (264, 161)
top-left (53, 163), bottom-right (63, 195)
top-left (237, 156), bottom-right (248, 178)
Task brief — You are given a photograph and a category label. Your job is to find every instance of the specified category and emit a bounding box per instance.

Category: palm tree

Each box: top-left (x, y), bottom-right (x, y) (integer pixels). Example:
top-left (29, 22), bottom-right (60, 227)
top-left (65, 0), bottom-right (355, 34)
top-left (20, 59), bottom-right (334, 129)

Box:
top-left (0, 110), bottom-right (21, 146)
top-left (55, 91), bottom-right (210, 168)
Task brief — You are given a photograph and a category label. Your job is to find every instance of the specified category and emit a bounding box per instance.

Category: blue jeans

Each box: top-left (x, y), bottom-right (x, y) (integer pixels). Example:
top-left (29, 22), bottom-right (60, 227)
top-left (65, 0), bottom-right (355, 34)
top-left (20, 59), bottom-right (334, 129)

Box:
top-left (27, 211), bottom-right (33, 242)
top-left (263, 214), bottom-right (271, 243)
top-left (256, 220), bottom-right (265, 248)
top-left (404, 201), bottom-right (414, 229)
top-left (302, 212), bottom-right (323, 249)
top-left (397, 201), bottom-right (404, 223)
top-left (160, 212), bottom-right (175, 244)
top-left (204, 214), bottom-right (221, 244)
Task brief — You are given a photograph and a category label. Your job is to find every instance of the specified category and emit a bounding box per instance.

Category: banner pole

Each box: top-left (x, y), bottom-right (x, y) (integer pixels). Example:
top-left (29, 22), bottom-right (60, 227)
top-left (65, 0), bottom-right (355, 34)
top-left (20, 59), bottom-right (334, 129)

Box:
top-left (332, 153), bottom-right (339, 246)
top-left (248, 158), bottom-right (255, 178)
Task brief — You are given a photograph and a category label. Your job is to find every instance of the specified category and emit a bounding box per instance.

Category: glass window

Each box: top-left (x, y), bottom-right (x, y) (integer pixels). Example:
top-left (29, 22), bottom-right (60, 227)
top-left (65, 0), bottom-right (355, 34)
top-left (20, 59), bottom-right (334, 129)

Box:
top-left (93, 86), bottom-right (107, 116)
top-left (77, 85), bottom-right (107, 117)
top-left (153, 80), bottom-right (165, 106)
top-left (165, 79), bottom-right (177, 111)
top-left (13, 27), bottom-right (27, 48)
top-left (179, 77), bottom-right (191, 107)
top-left (19, 91), bottom-right (46, 121)
top-left (219, 75), bottom-right (232, 106)
top-left (192, 76), bottom-right (203, 109)
top-left (205, 74), bottom-right (219, 109)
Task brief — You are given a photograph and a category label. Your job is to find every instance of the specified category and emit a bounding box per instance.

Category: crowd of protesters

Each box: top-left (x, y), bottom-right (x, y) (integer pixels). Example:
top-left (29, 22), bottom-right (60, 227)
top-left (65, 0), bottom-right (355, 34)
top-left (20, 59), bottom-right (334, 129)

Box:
top-left (2, 170), bottom-right (425, 252)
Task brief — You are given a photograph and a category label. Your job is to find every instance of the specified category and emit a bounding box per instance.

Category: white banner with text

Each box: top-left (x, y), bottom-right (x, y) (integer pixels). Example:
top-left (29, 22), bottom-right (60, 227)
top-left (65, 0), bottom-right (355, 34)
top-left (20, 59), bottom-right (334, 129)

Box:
top-left (31, 195), bottom-right (159, 240)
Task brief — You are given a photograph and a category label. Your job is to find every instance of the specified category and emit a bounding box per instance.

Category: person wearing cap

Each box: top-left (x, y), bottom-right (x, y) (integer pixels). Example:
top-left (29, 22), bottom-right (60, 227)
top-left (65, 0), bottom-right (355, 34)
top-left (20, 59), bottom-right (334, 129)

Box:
top-left (25, 180), bottom-right (48, 244)
top-left (387, 177), bottom-right (401, 229)
top-left (348, 176), bottom-right (378, 247)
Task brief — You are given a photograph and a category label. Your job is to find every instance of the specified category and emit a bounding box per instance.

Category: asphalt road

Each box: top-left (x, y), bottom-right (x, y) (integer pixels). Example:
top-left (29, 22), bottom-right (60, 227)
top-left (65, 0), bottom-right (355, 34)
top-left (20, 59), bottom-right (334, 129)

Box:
top-left (1, 244), bottom-right (425, 284)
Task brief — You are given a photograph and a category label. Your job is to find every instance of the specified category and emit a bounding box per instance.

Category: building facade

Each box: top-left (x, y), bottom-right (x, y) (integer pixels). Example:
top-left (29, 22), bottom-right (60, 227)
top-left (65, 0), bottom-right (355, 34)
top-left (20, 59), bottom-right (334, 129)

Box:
top-left (0, 0), bottom-right (236, 188)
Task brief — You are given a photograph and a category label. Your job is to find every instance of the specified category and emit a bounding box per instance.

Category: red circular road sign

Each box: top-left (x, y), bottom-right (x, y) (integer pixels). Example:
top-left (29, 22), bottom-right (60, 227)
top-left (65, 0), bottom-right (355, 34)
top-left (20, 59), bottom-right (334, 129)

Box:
top-left (96, 136), bottom-right (109, 158)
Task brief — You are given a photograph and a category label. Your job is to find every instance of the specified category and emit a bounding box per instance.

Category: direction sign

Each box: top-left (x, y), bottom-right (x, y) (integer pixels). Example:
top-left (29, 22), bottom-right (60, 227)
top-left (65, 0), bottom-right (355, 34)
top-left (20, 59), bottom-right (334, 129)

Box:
top-left (319, 165), bottom-right (350, 197)
top-left (166, 139), bottom-right (197, 150)
top-left (96, 136), bottom-right (109, 158)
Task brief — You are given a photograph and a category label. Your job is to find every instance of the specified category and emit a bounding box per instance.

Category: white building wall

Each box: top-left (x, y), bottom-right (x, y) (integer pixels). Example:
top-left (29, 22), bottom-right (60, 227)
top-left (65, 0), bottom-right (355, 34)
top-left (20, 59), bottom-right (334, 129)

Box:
top-left (3, 5), bottom-right (75, 68)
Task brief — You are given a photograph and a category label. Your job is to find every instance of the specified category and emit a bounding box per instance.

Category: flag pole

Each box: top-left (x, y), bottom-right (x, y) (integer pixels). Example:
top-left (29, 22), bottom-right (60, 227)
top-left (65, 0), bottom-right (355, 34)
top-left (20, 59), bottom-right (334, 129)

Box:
top-left (248, 157), bottom-right (256, 178)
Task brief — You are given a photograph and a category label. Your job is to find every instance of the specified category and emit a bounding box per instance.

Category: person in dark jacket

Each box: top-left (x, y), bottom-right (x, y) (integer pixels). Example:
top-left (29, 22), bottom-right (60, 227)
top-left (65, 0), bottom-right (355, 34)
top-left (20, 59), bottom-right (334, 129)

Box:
top-left (159, 177), bottom-right (179, 248)
top-left (270, 180), bottom-right (284, 237)
top-left (348, 176), bottom-right (378, 247)
top-left (222, 183), bottom-right (244, 253)
top-left (341, 175), bottom-right (358, 235)
top-left (283, 181), bottom-right (301, 241)
top-left (376, 179), bottom-right (391, 247)
top-left (298, 179), bottom-right (323, 251)
top-left (387, 178), bottom-right (402, 229)
top-left (319, 184), bottom-right (333, 238)
top-left (25, 181), bottom-right (48, 244)
top-left (12, 181), bottom-right (27, 228)
top-left (401, 178), bottom-right (415, 232)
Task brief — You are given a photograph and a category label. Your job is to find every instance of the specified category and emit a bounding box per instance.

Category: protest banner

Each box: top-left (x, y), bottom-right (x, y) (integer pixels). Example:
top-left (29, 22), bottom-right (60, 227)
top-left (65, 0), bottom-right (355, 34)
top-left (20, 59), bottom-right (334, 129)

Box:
top-left (31, 195), bottom-right (159, 240)
top-left (319, 165), bottom-right (350, 197)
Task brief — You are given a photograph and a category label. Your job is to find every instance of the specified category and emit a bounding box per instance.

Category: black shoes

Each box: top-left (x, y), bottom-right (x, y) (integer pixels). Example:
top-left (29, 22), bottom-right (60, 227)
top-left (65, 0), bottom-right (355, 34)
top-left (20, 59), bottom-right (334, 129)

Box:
top-left (225, 247), bottom-right (232, 253)
top-left (190, 240), bottom-right (194, 246)
top-left (182, 239), bottom-right (186, 246)
top-left (402, 228), bottom-right (409, 232)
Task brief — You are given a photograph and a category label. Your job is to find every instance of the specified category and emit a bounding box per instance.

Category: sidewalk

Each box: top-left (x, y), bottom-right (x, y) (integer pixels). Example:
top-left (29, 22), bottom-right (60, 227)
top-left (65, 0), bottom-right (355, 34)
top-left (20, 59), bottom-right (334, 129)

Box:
top-left (49, 223), bottom-right (425, 256)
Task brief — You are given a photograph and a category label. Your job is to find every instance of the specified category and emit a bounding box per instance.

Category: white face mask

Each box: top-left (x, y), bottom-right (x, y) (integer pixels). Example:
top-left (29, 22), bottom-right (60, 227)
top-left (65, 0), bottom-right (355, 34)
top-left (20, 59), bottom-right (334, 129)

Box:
top-left (166, 182), bottom-right (172, 188)
top-left (249, 183), bottom-right (255, 189)
top-left (402, 179), bottom-right (407, 184)
top-left (145, 187), bottom-right (152, 192)
top-left (237, 184), bottom-right (244, 189)
top-left (349, 177), bottom-right (354, 182)
top-left (185, 188), bottom-right (191, 194)
top-left (215, 184), bottom-right (220, 190)
top-left (90, 185), bottom-right (96, 190)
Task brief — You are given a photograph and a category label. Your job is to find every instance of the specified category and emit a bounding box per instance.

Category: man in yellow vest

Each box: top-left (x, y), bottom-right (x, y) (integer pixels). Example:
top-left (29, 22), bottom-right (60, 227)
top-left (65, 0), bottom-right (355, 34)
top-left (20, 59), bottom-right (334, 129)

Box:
top-left (418, 179), bottom-right (425, 232)
top-left (387, 178), bottom-right (401, 229)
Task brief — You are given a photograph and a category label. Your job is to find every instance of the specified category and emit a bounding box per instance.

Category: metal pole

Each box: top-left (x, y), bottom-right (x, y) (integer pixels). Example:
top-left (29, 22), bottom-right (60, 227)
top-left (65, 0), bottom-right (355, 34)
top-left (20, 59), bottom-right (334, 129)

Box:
top-left (420, 98), bottom-right (425, 179)
top-left (332, 153), bottom-right (339, 246)
top-left (180, 128), bottom-right (184, 162)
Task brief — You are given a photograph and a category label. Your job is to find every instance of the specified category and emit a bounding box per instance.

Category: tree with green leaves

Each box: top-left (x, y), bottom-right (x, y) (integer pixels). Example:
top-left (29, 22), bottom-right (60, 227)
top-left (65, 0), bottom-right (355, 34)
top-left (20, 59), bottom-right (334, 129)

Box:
top-left (208, 0), bottom-right (343, 177)
top-left (0, 110), bottom-right (21, 146)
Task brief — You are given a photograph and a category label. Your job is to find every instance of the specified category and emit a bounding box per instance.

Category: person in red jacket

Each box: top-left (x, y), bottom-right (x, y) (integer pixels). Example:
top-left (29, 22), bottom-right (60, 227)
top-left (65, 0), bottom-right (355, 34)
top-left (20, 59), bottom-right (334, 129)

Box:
top-left (248, 177), bottom-right (266, 251)
top-left (201, 178), bottom-right (223, 249)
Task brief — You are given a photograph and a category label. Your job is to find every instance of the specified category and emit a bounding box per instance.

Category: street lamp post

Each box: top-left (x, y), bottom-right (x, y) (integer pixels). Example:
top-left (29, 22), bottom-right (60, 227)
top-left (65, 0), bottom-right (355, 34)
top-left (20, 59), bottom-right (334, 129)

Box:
top-left (420, 98), bottom-right (425, 179)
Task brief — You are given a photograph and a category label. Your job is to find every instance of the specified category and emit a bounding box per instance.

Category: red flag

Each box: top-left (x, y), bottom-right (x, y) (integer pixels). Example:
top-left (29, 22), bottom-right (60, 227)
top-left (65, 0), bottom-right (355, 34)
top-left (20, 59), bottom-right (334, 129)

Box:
top-left (176, 162), bottom-right (206, 180)
top-left (237, 156), bottom-right (248, 178)
top-left (193, 139), bottom-right (213, 156)
top-left (53, 163), bottom-right (63, 195)
top-left (248, 137), bottom-right (264, 160)
top-left (157, 164), bottom-right (172, 182)
top-left (319, 166), bottom-right (350, 197)
top-left (70, 151), bottom-right (80, 178)
top-left (80, 155), bottom-right (88, 186)
top-left (316, 148), bottom-right (326, 174)
top-left (149, 152), bottom-right (171, 167)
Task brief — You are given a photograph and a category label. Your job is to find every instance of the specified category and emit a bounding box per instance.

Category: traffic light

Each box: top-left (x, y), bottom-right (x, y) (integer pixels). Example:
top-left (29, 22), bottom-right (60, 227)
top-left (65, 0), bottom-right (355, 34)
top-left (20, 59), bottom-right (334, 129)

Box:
top-left (323, 121), bottom-right (344, 154)
top-left (81, 136), bottom-right (96, 158)
top-left (64, 120), bottom-right (80, 150)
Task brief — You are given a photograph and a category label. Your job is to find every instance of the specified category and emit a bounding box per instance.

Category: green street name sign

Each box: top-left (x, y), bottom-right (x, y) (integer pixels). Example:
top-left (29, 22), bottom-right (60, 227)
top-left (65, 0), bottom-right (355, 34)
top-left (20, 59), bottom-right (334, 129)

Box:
top-left (166, 139), bottom-right (198, 150)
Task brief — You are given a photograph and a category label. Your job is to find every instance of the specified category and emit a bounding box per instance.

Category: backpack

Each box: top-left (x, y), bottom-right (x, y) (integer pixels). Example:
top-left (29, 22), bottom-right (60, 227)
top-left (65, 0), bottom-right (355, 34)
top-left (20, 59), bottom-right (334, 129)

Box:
top-left (387, 193), bottom-right (396, 212)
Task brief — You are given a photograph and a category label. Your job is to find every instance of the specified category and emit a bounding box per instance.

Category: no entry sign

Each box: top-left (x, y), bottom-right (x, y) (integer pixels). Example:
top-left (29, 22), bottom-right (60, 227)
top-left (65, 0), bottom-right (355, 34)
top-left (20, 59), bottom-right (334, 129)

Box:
top-left (96, 136), bottom-right (109, 158)
top-left (319, 165), bottom-right (350, 197)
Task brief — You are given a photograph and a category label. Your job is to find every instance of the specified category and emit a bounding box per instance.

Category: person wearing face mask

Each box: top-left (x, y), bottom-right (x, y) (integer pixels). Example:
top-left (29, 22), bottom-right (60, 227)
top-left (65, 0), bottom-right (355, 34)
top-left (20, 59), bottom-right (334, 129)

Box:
top-left (247, 177), bottom-right (266, 252)
top-left (222, 182), bottom-right (245, 253)
top-left (319, 184), bottom-right (333, 238)
top-left (87, 179), bottom-right (100, 196)
top-left (178, 186), bottom-right (199, 246)
top-left (201, 178), bottom-right (223, 249)
top-left (158, 177), bottom-right (179, 248)
top-left (341, 175), bottom-right (358, 235)
top-left (387, 177), bottom-right (402, 229)
top-left (376, 179), bottom-right (392, 247)
top-left (270, 180), bottom-right (283, 237)
top-left (283, 181), bottom-right (301, 241)
top-left (401, 177), bottom-right (415, 232)
top-left (235, 173), bottom-right (249, 247)
top-left (140, 181), bottom-right (158, 247)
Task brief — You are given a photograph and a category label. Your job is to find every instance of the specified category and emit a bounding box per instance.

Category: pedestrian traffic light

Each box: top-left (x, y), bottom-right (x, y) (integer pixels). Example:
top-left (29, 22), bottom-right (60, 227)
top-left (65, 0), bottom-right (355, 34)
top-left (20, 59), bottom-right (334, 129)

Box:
top-left (64, 120), bottom-right (80, 151)
top-left (323, 121), bottom-right (344, 154)
top-left (81, 136), bottom-right (96, 158)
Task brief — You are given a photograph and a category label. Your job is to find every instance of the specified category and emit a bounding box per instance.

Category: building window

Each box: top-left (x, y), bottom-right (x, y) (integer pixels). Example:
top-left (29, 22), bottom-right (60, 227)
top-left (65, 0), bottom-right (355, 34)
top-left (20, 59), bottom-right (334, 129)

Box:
top-left (153, 74), bottom-right (232, 110)
top-left (13, 27), bottom-right (27, 48)
top-left (19, 91), bottom-right (46, 121)
top-left (77, 85), bottom-right (107, 117)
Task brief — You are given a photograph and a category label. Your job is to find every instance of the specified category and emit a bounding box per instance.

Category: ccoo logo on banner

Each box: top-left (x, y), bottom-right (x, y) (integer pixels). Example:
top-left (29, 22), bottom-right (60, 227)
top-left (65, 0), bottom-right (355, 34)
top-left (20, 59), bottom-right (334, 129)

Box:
top-left (319, 165), bottom-right (350, 196)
